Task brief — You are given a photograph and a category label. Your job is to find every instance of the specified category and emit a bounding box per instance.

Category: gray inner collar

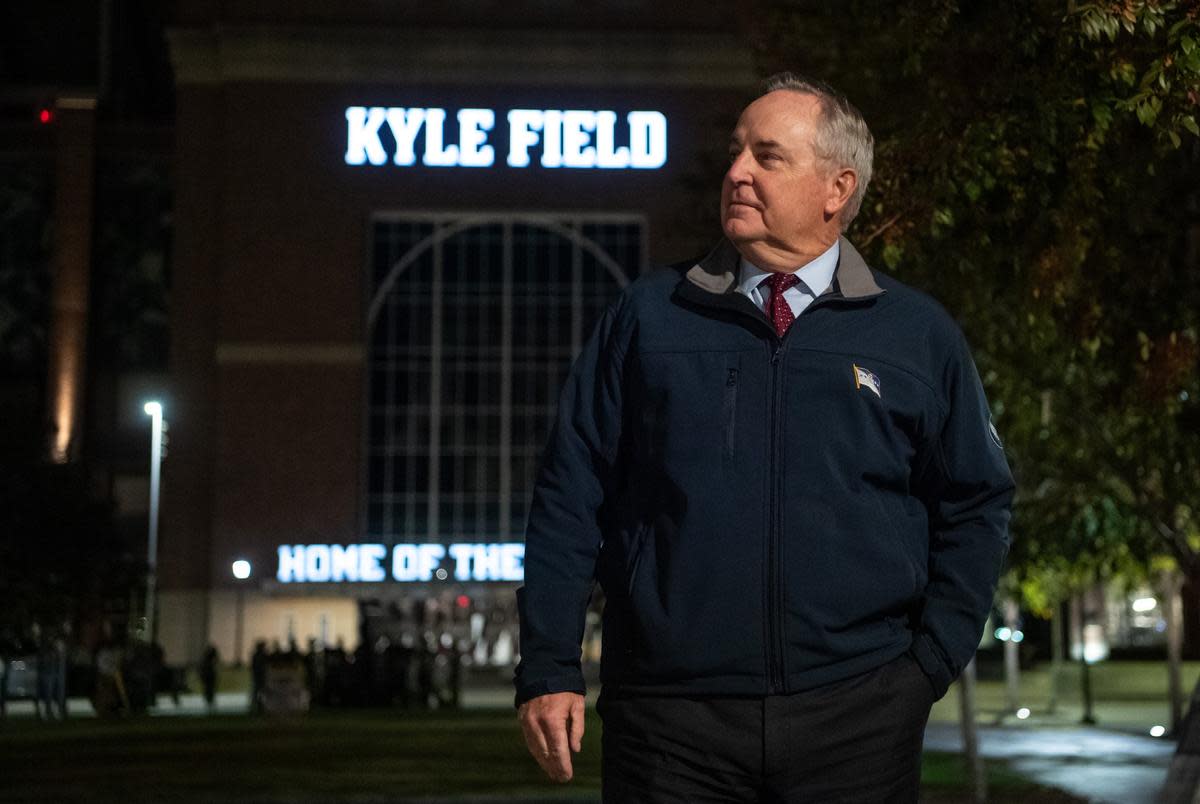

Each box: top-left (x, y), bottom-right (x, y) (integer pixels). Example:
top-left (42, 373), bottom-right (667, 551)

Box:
top-left (685, 237), bottom-right (883, 299)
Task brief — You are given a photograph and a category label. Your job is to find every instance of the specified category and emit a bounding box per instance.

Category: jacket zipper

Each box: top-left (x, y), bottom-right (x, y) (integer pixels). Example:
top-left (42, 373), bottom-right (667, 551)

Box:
top-left (765, 300), bottom-right (839, 693)
top-left (766, 339), bottom-right (785, 693)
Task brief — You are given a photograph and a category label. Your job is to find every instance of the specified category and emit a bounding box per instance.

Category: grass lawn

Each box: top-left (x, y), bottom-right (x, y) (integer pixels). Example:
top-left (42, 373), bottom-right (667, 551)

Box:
top-left (930, 658), bottom-right (1200, 728)
top-left (0, 709), bottom-right (1082, 803)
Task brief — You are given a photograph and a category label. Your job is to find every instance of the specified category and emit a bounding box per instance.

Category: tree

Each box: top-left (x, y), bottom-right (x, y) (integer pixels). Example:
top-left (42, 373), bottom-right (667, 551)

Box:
top-left (754, 0), bottom-right (1199, 628)
top-left (0, 389), bottom-right (142, 643)
top-left (0, 160), bottom-right (53, 377)
top-left (749, 0), bottom-right (1199, 784)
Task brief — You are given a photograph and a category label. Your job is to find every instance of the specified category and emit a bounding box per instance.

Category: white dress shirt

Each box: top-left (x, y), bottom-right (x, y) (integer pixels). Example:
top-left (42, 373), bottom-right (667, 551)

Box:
top-left (735, 240), bottom-right (840, 319)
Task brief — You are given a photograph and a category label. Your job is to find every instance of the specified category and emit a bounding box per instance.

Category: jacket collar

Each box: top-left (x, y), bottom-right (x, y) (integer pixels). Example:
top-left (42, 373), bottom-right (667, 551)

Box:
top-left (682, 236), bottom-right (884, 300)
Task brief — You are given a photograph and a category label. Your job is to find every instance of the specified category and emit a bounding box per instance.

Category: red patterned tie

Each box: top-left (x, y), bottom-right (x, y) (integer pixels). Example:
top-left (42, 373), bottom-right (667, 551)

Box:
top-left (765, 272), bottom-right (800, 337)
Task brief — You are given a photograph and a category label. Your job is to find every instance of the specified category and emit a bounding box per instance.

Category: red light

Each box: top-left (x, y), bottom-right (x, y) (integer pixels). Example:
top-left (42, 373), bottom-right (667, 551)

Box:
top-left (39, 109), bottom-right (52, 124)
top-left (455, 595), bottom-right (470, 609)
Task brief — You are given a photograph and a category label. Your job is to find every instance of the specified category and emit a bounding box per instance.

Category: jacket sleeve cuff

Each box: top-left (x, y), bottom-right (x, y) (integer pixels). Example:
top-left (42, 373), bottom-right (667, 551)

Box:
top-left (908, 632), bottom-right (955, 701)
top-left (513, 673), bottom-right (587, 709)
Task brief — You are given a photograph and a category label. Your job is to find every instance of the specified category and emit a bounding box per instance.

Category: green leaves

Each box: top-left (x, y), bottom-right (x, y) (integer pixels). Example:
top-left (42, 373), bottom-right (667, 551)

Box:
top-left (1134, 93), bottom-right (1163, 125)
top-left (1112, 60), bottom-right (1139, 86)
top-left (755, 0), bottom-right (1200, 607)
top-left (1078, 4), bottom-right (1123, 43)
top-left (881, 242), bottom-right (905, 269)
top-left (930, 206), bottom-right (955, 235)
top-left (1070, 1), bottom-right (1200, 148)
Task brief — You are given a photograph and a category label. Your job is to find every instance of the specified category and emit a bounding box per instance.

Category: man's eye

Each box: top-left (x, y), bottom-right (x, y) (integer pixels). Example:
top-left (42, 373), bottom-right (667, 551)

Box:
top-left (760, 153), bottom-right (780, 163)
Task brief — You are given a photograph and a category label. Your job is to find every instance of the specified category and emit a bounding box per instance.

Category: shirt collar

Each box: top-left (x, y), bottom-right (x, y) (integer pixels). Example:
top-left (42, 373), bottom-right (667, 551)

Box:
top-left (737, 239), bottom-right (841, 298)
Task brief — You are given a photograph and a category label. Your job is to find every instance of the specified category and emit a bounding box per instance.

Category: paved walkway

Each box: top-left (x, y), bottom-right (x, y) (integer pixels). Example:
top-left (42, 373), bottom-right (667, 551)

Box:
top-left (2, 692), bottom-right (250, 718)
top-left (923, 722), bottom-right (1173, 803)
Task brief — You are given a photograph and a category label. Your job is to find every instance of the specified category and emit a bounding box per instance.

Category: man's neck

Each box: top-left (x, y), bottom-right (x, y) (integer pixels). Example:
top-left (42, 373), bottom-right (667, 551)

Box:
top-left (733, 234), bottom-right (840, 275)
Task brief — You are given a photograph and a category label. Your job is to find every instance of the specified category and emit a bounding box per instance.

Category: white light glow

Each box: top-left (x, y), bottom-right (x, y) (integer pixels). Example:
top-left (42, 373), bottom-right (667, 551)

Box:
top-left (1016, 707), bottom-right (1030, 720)
top-left (994, 627), bottom-right (1012, 641)
top-left (448, 543), bottom-right (525, 581)
top-left (231, 559), bottom-right (252, 580)
top-left (1081, 623), bottom-right (1109, 663)
top-left (1011, 630), bottom-right (1024, 643)
top-left (1151, 725), bottom-right (1166, 737)
top-left (346, 106), bottom-right (668, 171)
top-left (386, 107), bottom-right (424, 166)
top-left (1132, 597), bottom-right (1158, 613)
top-left (561, 110), bottom-right (597, 168)
top-left (393, 544), bottom-right (447, 582)
top-left (627, 111), bottom-right (668, 168)
top-left (595, 111), bottom-right (630, 168)
top-left (344, 107), bottom-right (388, 165)
top-left (144, 401), bottom-right (162, 417)
top-left (276, 543), bottom-right (524, 583)
top-left (507, 109), bottom-right (543, 167)
top-left (421, 108), bottom-right (460, 166)
top-left (456, 108), bottom-right (495, 167)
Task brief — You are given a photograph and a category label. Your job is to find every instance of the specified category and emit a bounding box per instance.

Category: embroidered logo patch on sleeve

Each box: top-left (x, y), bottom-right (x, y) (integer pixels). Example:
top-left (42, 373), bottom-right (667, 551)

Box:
top-left (852, 364), bottom-right (881, 398)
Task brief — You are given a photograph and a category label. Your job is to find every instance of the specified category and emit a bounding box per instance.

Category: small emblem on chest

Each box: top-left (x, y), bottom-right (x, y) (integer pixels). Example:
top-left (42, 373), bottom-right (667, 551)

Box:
top-left (852, 364), bottom-right (881, 398)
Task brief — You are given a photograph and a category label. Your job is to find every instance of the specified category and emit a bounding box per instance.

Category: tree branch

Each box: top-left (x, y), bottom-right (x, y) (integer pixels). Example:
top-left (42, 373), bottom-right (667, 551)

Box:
top-left (858, 213), bottom-right (902, 248)
top-left (1156, 519), bottom-right (1198, 580)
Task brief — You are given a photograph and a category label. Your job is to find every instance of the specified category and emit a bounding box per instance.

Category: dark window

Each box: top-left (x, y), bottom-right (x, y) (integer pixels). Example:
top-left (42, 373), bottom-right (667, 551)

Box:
top-left (366, 216), bottom-right (642, 539)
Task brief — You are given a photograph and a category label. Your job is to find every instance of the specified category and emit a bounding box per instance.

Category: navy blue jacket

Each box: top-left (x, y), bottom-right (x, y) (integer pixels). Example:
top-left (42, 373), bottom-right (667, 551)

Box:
top-left (514, 237), bottom-right (1014, 706)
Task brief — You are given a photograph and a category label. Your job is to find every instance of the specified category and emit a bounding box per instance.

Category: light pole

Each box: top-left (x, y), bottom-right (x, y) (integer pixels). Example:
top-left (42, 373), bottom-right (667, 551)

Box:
top-left (143, 401), bottom-right (166, 641)
top-left (232, 559), bottom-right (252, 666)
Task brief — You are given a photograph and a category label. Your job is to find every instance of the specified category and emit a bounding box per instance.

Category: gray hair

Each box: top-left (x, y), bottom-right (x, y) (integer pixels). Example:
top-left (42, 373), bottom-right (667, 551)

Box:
top-left (761, 72), bottom-right (874, 230)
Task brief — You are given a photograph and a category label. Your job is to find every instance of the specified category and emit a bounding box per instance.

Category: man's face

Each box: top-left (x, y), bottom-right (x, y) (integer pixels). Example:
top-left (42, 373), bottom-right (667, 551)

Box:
top-left (721, 91), bottom-right (844, 254)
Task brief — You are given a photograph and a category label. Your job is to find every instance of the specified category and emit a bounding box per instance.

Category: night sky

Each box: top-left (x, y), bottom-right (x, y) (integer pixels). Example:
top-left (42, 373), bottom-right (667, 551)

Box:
top-left (0, 1), bottom-right (174, 119)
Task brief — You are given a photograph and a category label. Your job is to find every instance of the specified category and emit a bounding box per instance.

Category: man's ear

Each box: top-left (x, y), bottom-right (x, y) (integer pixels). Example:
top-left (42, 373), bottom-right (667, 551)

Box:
top-left (825, 168), bottom-right (857, 218)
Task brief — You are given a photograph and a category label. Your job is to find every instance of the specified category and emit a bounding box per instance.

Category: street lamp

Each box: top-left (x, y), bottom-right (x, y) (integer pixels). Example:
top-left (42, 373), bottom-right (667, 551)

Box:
top-left (232, 560), bottom-right (252, 666)
top-left (1077, 613), bottom-right (1105, 725)
top-left (143, 400), bottom-right (166, 642)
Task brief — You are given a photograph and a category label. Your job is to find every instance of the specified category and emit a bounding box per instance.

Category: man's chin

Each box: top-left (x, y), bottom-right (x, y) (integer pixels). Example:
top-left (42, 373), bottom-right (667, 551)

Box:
top-left (721, 219), bottom-right (762, 244)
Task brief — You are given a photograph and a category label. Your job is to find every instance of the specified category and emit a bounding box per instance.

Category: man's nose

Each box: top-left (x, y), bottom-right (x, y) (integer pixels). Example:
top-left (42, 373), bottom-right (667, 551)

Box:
top-left (726, 150), bottom-right (753, 184)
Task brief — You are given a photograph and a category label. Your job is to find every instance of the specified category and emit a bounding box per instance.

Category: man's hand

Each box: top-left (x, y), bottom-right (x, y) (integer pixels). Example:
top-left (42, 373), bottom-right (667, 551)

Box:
top-left (517, 691), bottom-right (585, 782)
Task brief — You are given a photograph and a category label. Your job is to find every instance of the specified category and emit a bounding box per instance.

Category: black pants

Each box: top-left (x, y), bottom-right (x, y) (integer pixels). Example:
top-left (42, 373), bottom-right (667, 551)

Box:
top-left (598, 651), bottom-right (936, 803)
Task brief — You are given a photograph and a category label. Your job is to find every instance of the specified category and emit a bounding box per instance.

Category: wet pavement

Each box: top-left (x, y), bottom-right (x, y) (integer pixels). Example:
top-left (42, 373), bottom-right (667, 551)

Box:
top-left (923, 722), bottom-right (1174, 803)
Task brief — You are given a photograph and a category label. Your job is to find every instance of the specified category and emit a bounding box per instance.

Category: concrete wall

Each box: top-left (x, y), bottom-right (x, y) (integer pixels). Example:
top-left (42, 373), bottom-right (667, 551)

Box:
top-left (207, 591), bottom-right (359, 663)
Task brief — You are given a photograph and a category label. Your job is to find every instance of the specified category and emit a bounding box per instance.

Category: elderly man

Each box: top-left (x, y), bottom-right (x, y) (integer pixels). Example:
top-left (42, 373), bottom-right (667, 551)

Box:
top-left (515, 73), bottom-right (1014, 802)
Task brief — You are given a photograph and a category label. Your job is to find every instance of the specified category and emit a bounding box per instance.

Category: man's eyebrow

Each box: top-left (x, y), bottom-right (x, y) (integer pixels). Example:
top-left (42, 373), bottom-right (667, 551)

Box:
top-left (753, 138), bottom-right (787, 150)
top-left (729, 137), bottom-right (788, 151)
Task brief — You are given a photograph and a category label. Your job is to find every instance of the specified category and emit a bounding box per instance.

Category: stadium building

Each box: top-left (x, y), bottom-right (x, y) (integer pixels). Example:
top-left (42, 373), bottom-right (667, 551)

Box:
top-left (156, 2), bottom-right (756, 665)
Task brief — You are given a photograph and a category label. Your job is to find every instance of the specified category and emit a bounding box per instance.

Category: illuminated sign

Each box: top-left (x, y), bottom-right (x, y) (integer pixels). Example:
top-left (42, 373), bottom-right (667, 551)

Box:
top-left (344, 106), bottom-right (667, 170)
top-left (276, 543), bottom-right (524, 583)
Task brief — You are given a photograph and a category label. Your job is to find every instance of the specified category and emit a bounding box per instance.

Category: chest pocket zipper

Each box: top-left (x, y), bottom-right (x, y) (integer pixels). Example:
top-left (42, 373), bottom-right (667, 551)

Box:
top-left (626, 522), bottom-right (651, 599)
top-left (723, 367), bottom-right (739, 463)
